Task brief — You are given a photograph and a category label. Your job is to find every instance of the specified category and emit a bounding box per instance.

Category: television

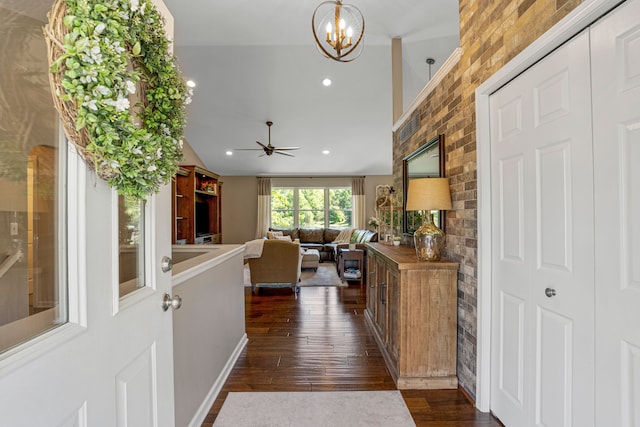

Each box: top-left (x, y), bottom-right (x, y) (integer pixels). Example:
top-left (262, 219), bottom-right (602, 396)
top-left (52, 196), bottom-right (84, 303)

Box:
top-left (195, 201), bottom-right (210, 236)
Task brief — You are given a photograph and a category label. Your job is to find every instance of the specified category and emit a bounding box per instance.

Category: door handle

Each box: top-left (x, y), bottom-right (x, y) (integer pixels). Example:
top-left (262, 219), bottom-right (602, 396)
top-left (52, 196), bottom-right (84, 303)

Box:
top-left (380, 283), bottom-right (386, 305)
top-left (162, 293), bottom-right (182, 311)
top-left (545, 287), bottom-right (556, 298)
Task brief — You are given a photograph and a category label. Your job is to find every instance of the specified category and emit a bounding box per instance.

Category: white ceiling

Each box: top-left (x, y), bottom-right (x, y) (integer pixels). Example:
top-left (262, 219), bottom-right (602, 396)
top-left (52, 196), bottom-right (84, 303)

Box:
top-left (162, 0), bottom-right (460, 176)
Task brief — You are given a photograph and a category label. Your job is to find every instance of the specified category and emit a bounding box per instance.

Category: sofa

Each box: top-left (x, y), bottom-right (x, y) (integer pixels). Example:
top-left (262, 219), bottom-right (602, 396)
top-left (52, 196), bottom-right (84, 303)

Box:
top-left (268, 227), bottom-right (378, 262)
top-left (247, 239), bottom-right (303, 294)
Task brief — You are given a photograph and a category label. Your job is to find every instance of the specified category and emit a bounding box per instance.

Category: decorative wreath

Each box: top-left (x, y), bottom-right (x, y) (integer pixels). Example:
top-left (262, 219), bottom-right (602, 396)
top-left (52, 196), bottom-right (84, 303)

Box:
top-left (43, 0), bottom-right (192, 200)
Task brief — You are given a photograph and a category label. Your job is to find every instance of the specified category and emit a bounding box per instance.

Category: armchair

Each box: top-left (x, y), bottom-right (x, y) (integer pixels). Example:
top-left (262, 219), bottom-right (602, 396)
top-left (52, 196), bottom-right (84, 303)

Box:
top-left (247, 239), bottom-right (303, 294)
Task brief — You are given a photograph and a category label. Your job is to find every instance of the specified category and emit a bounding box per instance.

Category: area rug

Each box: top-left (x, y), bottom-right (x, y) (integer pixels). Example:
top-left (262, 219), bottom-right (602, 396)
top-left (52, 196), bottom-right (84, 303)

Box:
top-left (213, 391), bottom-right (416, 427)
top-left (243, 264), bottom-right (346, 287)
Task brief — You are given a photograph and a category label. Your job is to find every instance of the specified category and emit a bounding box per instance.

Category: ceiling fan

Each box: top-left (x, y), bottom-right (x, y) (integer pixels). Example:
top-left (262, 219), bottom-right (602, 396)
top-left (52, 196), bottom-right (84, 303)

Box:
top-left (236, 121), bottom-right (300, 157)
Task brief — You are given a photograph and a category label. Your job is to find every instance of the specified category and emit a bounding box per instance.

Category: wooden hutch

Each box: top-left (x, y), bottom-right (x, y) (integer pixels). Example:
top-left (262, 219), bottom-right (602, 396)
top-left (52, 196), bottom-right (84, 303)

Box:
top-left (172, 165), bottom-right (222, 244)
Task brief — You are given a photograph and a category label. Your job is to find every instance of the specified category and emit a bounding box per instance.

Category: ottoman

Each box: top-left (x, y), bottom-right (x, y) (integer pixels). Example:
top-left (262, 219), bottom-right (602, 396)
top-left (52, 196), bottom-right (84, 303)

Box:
top-left (301, 249), bottom-right (320, 271)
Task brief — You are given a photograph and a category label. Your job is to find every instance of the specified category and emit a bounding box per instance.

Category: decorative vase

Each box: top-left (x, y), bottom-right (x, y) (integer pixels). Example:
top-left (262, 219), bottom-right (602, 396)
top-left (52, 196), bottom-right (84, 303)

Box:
top-left (413, 212), bottom-right (445, 261)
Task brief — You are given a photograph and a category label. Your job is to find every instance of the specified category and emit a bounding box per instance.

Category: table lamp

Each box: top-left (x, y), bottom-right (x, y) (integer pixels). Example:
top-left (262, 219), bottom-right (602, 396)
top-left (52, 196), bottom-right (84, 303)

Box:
top-left (405, 177), bottom-right (452, 261)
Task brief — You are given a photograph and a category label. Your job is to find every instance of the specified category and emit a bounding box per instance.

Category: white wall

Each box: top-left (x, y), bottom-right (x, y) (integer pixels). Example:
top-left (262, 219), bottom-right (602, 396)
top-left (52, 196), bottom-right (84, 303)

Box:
top-left (172, 249), bottom-right (246, 427)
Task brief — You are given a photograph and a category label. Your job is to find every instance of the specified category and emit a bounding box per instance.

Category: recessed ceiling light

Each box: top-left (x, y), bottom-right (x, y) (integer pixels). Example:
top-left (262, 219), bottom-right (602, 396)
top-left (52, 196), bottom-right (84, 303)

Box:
top-left (322, 78), bottom-right (332, 87)
top-left (225, 150), bottom-right (233, 156)
top-left (186, 80), bottom-right (196, 88)
top-left (322, 150), bottom-right (330, 155)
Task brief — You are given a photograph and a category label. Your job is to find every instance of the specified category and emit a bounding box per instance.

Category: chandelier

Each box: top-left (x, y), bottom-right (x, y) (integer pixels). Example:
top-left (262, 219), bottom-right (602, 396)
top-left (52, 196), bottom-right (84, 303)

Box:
top-left (312, 0), bottom-right (365, 62)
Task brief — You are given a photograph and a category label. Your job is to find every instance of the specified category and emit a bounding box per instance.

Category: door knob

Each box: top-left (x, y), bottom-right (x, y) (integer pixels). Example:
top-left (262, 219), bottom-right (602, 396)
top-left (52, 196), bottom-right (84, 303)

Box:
top-left (161, 256), bottom-right (173, 273)
top-left (545, 287), bottom-right (556, 298)
top-left (162, 293), bottom-right (182, 311)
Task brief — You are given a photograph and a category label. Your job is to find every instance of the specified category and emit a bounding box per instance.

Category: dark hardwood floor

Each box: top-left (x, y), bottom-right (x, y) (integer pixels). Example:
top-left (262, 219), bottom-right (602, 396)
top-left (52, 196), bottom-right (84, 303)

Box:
top-left (202, 279), bottom-right (502, 427)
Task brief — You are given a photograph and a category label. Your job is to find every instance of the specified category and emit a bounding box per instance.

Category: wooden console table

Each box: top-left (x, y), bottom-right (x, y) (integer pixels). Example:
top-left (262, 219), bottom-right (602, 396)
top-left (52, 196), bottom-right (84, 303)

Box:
top-left (364, 242), bottom-right (459, 389)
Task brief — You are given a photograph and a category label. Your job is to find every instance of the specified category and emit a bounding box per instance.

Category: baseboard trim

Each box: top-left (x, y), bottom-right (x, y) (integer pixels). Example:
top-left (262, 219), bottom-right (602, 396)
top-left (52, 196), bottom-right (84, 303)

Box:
top-left (459, 384), bottom-right (476, 406)
top-left (187, 333), bottom-right (248, 427)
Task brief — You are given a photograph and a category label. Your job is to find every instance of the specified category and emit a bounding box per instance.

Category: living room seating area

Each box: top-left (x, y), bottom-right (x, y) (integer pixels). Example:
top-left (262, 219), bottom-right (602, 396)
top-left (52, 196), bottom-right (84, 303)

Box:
top-left (267, 227), bottom-right (378, 262)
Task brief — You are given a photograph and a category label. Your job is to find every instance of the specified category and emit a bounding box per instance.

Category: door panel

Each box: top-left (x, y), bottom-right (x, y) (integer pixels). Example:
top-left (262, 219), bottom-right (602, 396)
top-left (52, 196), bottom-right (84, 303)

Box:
top-left (116, 345), bottom-right (158, 427)
top-left (536, 308), bottom-right (572, 427)
top-left (591, 0), bottom-right (640, 424)
top-left (490, 29), bottom-right (594, 427)
top-left (499, 156), bottom-right (525, 262)
top-left (498, 291), bottom-right (524, 407)
top-left (536, 141), bottom-right (572, 272)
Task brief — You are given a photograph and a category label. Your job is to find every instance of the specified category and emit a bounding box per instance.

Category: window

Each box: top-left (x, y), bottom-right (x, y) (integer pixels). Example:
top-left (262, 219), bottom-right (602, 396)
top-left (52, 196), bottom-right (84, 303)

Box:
top-left (0, 5), bottom-right (68, 353)
top-left (298, 188), bottom-right (324, 227)
top-left (271, 187), bottom-right (352, 229)
top-left (118, 196), bottom-right (146, 298)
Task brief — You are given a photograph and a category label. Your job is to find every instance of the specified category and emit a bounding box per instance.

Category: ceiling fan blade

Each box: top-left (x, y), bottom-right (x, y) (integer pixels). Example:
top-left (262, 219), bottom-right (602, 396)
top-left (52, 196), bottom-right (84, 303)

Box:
top-left (235, 148), bottom-right (263, 151)
top-left (255, 140), bottom-right (268, 149)
top-left (273, 147), bottom-right (300, 151)
top-left (275, 151), bottom-right (295, 157)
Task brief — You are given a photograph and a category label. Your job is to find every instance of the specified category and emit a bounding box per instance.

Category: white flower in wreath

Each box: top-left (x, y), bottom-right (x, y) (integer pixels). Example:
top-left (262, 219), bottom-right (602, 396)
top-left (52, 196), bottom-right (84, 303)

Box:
top-left (94, 23), bottom-right (106, 35)
top-left (83, 99), bottom-right (98, 111)
top-left (130, 0), bottom-right (139, 12)
top-left (95, 85), bottom-right (111, 96)
top-left (114, 96), bottom-right (130, 112)
top-left (125, 80), bottom-right (136, 94)
top-left (112, 40), bottom-right (125, 54)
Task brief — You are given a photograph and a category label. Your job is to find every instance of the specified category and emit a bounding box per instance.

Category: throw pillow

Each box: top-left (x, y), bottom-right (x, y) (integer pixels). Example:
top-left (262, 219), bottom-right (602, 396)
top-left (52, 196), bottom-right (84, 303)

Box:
top-left (350, 229), bottom-right (364, 243)
top-left (324, 228), bottom-right (341, 243)
top-left (299, 228), bottom-right (324, 244)
top-left (332, 228), bottom-right (354, 243)
top-left (270, 227), bottom-right (299, 240)
top-left (275, 235), bottom-right (292, 241)
top-left (267, 231), bottom-right (284, 239)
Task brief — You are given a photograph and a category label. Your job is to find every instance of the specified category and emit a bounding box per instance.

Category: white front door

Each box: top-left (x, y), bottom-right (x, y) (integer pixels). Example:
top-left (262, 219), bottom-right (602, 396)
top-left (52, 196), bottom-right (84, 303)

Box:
top-left (489, 30), bottom-right (595, 426)
top-left (591, 0), bottom-right (640, 424)
top-left (0, 1), bottom-right (178, 425)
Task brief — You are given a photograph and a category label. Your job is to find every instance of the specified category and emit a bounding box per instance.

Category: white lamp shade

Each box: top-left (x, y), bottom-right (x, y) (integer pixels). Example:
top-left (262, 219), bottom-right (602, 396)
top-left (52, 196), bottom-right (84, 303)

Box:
top-left (405, 178), bottom-right (452, 211)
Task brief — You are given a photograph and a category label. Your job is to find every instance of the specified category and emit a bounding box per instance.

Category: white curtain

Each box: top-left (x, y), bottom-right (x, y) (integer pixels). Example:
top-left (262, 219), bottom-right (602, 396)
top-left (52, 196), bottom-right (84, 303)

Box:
top-left (352, 176), bottom-right (366, 229)
top-left (255, 177), bottom-right (271, 239)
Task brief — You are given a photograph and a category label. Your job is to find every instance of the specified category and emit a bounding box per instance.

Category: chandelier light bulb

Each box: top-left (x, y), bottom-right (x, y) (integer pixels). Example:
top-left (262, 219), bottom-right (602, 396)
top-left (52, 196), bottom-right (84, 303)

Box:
top-left (339, 19), bottom-right (346, 29)
top-left (347, 27), bottom-right (353, 37)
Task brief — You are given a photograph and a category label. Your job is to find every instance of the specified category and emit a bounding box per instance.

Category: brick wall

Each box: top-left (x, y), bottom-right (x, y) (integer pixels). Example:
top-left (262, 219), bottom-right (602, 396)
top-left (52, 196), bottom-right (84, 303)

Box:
top-left (392, 0), bottom-right (584, 398)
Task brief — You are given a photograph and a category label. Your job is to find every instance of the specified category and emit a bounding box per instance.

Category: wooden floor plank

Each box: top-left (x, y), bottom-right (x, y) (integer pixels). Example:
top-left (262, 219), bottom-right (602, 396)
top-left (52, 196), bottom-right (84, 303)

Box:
top-left (201, 279), bottom-right (502, 427)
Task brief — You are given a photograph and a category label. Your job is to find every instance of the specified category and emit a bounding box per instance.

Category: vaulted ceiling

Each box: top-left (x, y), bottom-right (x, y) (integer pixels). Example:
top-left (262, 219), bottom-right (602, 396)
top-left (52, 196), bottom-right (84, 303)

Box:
top-left (163, 0), bottom-right (460, 176)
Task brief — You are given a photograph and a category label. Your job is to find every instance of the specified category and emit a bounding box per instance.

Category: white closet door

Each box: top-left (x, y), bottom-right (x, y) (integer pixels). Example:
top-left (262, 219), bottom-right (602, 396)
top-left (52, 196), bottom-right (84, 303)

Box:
top-left (591, 0), bottom-right (640, 425)
top-left (489, 30), bottom-right (595, 427)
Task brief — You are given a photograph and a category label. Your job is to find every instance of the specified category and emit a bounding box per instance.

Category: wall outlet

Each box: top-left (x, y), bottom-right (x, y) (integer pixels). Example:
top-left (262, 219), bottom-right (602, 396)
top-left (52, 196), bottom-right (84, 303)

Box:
top-left (10, 222), bottom-right (18, 236)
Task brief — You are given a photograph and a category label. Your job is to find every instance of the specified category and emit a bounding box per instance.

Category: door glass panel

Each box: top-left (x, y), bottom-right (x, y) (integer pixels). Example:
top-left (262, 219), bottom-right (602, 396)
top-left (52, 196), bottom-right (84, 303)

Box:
top-left (119, 196), bottom-right (145, 298)
top-left (0, 1), bottom-right (68, 353)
